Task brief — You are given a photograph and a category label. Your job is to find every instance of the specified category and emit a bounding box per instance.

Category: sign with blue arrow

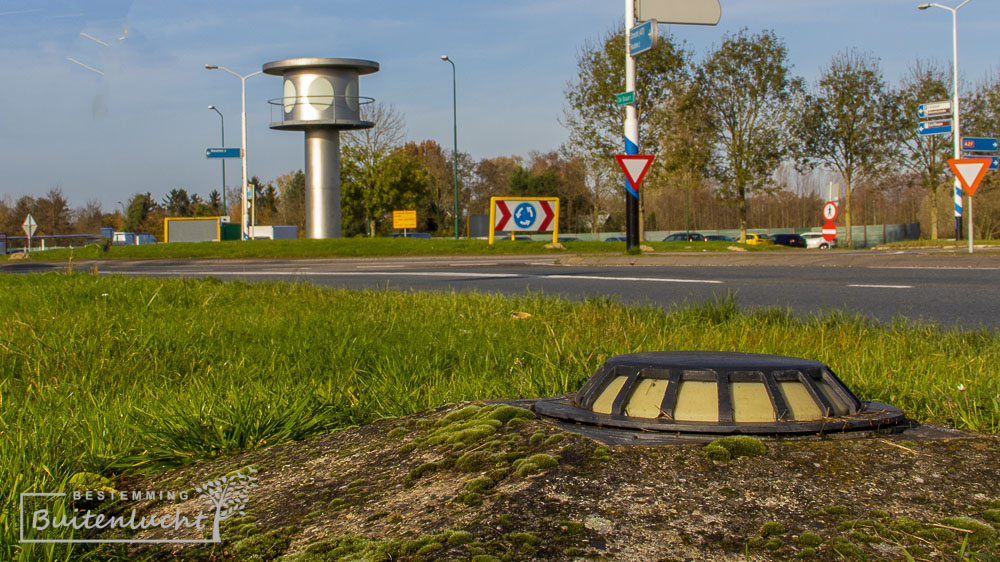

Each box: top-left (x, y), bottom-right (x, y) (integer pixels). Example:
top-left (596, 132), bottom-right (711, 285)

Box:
top-left (918, 120), bottom-right (952, 136)
top-left (206, 148), bottom-right (241, 159)
top-left (917, 100), bottom-right (951, 119)
top-left (964, 154), bottom-right (1000, 170)
top-left (961, 137), bottom-right (998, 152)
top-left (629, 20), bottom-right (658, 57)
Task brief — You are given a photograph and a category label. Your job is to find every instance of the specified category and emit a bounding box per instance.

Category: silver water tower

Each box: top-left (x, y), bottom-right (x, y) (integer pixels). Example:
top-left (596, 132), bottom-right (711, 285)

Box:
top-left (263, 57), bottom-right (379, 238)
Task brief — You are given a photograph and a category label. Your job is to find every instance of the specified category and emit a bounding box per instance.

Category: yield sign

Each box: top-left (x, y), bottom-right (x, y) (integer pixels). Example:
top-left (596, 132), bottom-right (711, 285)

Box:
top-left (947, 158), bottom-right (992, 196)
top-left (615, 154), bottom-right (655, 196)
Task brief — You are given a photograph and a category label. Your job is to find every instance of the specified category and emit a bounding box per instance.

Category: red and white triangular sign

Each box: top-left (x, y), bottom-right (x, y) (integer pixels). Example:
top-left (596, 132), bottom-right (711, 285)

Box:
top-left (947, 157), bottom-right (992, 196)
top-left (615, 154), bottom-right (655, 190)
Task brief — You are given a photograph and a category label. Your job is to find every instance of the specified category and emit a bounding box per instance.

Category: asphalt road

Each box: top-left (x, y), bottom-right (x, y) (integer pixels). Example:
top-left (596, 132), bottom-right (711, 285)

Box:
top-left (4, 250), bottom-right (998, 331)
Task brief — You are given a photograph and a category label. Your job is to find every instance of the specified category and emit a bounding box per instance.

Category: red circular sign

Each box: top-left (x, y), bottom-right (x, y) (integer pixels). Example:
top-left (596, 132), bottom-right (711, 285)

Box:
top-left (822, 202), bottom-right (838, 221)
top-left (822, 220), bottom-right (837, 242)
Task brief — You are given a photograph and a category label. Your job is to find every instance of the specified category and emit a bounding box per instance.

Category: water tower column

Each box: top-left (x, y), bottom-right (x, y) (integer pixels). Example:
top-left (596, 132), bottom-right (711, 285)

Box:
top-left (305, 129), bottom-right (340, 239)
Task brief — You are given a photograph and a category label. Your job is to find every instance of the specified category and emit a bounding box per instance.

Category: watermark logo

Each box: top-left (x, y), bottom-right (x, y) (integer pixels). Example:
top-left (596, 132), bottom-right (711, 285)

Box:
top-left (19, 468), bottom-right (257, 544)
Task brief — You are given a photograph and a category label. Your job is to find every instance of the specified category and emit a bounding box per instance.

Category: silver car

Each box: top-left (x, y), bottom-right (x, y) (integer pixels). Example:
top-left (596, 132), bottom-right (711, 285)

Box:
top-left (801, 232), bottom-right (836, 249)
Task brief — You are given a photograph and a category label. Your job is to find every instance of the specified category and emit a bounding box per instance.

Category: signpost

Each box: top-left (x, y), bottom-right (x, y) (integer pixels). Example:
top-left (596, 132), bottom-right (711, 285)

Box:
top-left (947, 157), bottom-right (992, 254)
top-left (615, 91), bottom-right (635, 106)
top-left (961, 137), bottom-right (998, 152)
top-left (488, 197), bottom-right (559, 245)
top-left (917, 100), bottom-right (951, 119)
top-left (629, 20), bottom-right (658, 57)
top-left (918, 120), bottom-right (952, 136)
top-left (22, 214), bottom-right (37, 253)
top-left (205, 148), bottom-right (242, 159)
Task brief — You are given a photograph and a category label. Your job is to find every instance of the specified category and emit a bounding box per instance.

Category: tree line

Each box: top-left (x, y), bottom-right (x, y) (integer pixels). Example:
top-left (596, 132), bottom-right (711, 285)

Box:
top-left (5, 27), bottom-right (1000, 241)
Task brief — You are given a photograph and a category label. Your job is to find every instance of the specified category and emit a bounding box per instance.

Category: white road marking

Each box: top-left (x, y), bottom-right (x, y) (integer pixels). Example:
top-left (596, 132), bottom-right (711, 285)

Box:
top-left (449, 262), bottom-right (497, 266)
top-left (356, 264), bottom-right (404, 269)
top-left (108, 270), bottom-right (723, 284)
top-left (848, 284), bottom-right (913, 289)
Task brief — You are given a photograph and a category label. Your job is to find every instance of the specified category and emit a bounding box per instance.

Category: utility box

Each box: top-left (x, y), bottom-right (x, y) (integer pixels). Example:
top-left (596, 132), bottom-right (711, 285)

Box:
top-left (249, 225), bottom-right (298, 240)
top-left (0, 233), bottom-right (6, 255)
top-left (164, 217), bottom-right (223, 243)
top-left (221, 223), bottom-right (242, 241)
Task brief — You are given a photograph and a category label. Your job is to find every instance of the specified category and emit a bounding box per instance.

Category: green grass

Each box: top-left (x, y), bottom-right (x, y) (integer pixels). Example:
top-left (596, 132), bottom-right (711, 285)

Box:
top-left (4, 237), bottom-right (788, 262)
top-left (2, 273), bottom-right (999, 559)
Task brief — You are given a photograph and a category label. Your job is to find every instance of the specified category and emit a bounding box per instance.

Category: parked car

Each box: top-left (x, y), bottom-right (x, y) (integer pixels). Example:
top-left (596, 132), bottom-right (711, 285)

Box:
top-left (771, 233), bottom-right (807, 248)
top-left (704, 234), bottom-right (736, 242)
top-left (558, 236), bottom-right (580, 242)
top-left (388, 232), bottom-right (432, 238)
top-left (603, 235), bottom-right (627, 242)
top-left (744, 233), bottom-right (773, 245)
top-left (663, 232), bottom-right (705, 242)
top-left (801, 232), bottom-right (836, 249)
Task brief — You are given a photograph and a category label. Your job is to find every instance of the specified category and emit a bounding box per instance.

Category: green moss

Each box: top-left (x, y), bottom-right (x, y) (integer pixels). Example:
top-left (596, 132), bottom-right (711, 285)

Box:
top-left (387, 427), bottom-right (409, 439)
top-left (796, 547), bottom-right (816, 558)
top-left (824, 505), bottom-right (850, 516)
top-left (560, 520), bottom-right (584, 535)
top-left (916, 527), bottom-right (955, 541)
top-left (496, 514), bottom-right (513, 526)
top-left (830, 539), bottom-right (867, 561)
top-left (416, 541), bottom-right (443, 555)
top-left (796, 532), bottom-right (822, 546)
top-left (489, 468), bottom-right (510, 481)
top-left (404, 461), bottom-right (443, 484)
top-left (703, 444), bottom-right (731, 462)
top-left (506, 417), bottom-right (529, 428)
top-left (294, 492), bottom-right (306, 499)
top-left (327, 498), bottom-right (350, 511)
top-left (448, 531), bottom-right (475, 546)
top-left (902, 545), bottom-right (926, 558)
top-left (565, 547), bottom-right (587, 556)
top-left (849, 530), bottom-right (880, 544)
top-left (464, 477), bottom-right (495, 494)
top-left (455, 491), bottom-right (482, 506)
top-left (868, 510), bottom-right (889, 520)
top-left (529, 431), bottom-right (547, 446)
top-left (763, 537), bottom-right (783, 551)
top-left (442, 405), bottom-right (481, 424)
top-left (939, 516), bottom-right (996, 544)
top-left (524, 453), bottom-right (559, 469)
top-left (455, 450), bottom-right (494, 473)
top-left (983, 509), bottom-right (1000, 524)
top-left (505, 532), bottom-right (542, 552)
top-left (484, 405), bottom-right (535, 424)
top-left (515, 462), bottom-right (539, 477)
top-left (471, 556), bottom-right (501, 562)
top-left (890, 516), bottom-right (922, 533)
top-left (760, 522), bottom-right (786, 537)
top-left (708, 436), bottom-right (766, 458)
top-left (232, 526), bottom-right (297, 561)
top-left (543, 434), bottom-right (566, 447)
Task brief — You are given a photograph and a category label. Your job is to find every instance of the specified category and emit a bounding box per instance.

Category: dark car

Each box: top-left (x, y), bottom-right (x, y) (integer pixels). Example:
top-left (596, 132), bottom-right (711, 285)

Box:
top-left (771, 233), bottom-right (807, 248)
top-left (388, 232), bottom-right (432, 239)
top-left (603, 235), bottom-right (627, 242)
top-left (663, 232), bottom-right (705, 242)
top-left (704, 234), bottom-right (736, 242)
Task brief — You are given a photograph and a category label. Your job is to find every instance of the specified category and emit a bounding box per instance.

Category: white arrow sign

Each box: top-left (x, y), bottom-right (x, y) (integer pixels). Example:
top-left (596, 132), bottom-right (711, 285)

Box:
top-left (22, 214), bottom-right (37, 237)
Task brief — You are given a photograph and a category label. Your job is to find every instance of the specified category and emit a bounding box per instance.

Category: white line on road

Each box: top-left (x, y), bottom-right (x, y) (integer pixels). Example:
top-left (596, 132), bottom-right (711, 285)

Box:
top-left (848, 284), bottom-right (913, 289)
top-left (109, 270), bottom-right (723, 284)
top-left (356, 264), bottom-right (404, 269)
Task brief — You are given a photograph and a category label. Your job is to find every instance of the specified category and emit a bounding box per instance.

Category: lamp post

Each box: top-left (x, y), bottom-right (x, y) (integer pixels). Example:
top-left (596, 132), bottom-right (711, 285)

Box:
top-left (207, 105), bottom-right (227, 215)
top-left (205, 64), bottom-right (263, 240)
top-left (918, 0), bottom-right (971, 241)
top-left (441, 55), bottom-right (459, 239)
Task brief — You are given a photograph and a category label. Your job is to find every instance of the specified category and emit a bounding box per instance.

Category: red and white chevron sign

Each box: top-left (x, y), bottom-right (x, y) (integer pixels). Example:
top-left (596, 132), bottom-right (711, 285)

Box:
top-left (493, 199), bottom-right (557, 232)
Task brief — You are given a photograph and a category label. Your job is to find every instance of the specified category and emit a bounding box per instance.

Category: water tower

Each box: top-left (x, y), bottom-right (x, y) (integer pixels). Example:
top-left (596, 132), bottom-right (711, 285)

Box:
top-left (263, 57), bottom-right (379, 239)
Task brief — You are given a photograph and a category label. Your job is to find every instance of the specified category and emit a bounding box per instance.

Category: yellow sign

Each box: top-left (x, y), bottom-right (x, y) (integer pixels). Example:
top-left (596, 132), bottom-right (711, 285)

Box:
top-left (393, 210), bottom-right (417, 229)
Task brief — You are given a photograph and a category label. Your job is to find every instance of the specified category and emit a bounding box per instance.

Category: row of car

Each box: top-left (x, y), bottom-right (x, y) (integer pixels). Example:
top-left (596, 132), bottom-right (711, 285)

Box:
top-left (659, 231), bottom-right (836, 249)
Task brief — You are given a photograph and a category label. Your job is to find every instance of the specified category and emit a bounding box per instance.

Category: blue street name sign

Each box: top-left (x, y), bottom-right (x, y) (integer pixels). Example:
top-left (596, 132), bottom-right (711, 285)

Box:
top-left (629, 20), bottom-right (658, 57)
top-left (917, 100), bottom-right (951, 120)
top-left (917, 120), bottom-right (952, 136)
top-left (964, 154), bottom-right (1000, 170)
top-left (961, 137), bottom-right (999, 152)
top-left (206, 148), bottom-right (241, 159)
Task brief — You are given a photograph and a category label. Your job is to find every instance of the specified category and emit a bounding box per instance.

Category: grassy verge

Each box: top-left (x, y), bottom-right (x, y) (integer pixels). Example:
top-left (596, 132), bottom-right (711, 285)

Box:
top-left (878, 239), bottom-right (1000, 249)
top-left (2, 274), bottom-right (998, 559)
top-left (4, 237), bottom-right (787, 262)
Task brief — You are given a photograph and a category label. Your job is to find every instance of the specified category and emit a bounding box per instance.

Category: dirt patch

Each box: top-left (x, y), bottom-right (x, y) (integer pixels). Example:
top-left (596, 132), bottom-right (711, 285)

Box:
top-left (83, 402), bottom-right (1000, 560)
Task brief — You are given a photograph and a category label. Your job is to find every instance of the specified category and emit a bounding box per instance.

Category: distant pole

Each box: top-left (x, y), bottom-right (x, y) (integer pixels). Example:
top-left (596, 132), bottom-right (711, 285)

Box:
top-left (442, 55), bottom-right (459, 239)
top-left (623, 0), bottom-right (640, 251)
top-left (919, 1), bottom-right (971, 240)
top-left (208, 105), bottom-right (227, 214)
top-left (205, 65), bottom-right (263, 240)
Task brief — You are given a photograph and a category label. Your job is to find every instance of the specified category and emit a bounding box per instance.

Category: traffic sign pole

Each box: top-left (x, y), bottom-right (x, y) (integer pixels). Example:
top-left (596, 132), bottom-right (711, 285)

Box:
top-left (624, 0), bottom-right (640, 251)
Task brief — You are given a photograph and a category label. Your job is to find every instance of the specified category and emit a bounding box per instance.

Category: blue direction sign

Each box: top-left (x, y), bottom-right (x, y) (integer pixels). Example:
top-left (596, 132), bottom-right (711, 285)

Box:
top-left (917, 100), bottom-right (951, 119)
top-left (961, 137), bottom-right (998, 152)
top-left (965, 154), bottom-right (1000, 170)
top-left (629, 20), bottom-right (658, 57)
top-left (918, 120), bottom-right (952, 136)
top-left (206, 148), bottom-right (241, 159)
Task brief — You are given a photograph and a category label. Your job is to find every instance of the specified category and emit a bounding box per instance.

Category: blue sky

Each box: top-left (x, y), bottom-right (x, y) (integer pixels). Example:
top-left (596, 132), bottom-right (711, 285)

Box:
top-left (1, 0), bottom-right (998, 209)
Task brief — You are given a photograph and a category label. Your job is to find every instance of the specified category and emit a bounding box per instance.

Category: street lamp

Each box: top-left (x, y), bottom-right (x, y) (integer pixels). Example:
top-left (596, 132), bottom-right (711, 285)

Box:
top-left (441, 55), bottom-right (459, 239)
top-left (207, 105), bottom-right (227, 215)
top-left (918, 0), bottom-right (971, 241)
top-left (205, 64), bottom-right (263, 240)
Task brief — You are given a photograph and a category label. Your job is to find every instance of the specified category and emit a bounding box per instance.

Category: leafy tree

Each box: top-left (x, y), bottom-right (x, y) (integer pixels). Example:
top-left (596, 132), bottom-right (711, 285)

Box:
top-left (791, 49), bottom-right (899, 246)
top-left (405, 140), bottom-right (451, 233)
top-left (73, 200), bottom-right (104, 234)
top-left (469, 155), bottom-right (523, 216)
top-left (563, 24), bottom-right (690, 239)
top-left (275, 170), bottom-right (306, 233)
top-left (342, 147), bottom-right (428, 236)
top-left (163, 188), bottom-right (191, 217)
top-left (207, 189), bottom-right (223, 215)
top-left (894, 60), bottom-right (952, 240)
top-left (697, 29), bottom-right (801, 241)
top-left (124, 192), bottom-right (161, 233)
top-left (34, 188), bottom-right (72, 235)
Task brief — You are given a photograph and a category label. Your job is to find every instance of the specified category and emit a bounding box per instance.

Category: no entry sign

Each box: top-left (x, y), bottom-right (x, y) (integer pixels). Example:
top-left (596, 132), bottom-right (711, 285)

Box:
top-left (822, 221), bottom-right (837, 242)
